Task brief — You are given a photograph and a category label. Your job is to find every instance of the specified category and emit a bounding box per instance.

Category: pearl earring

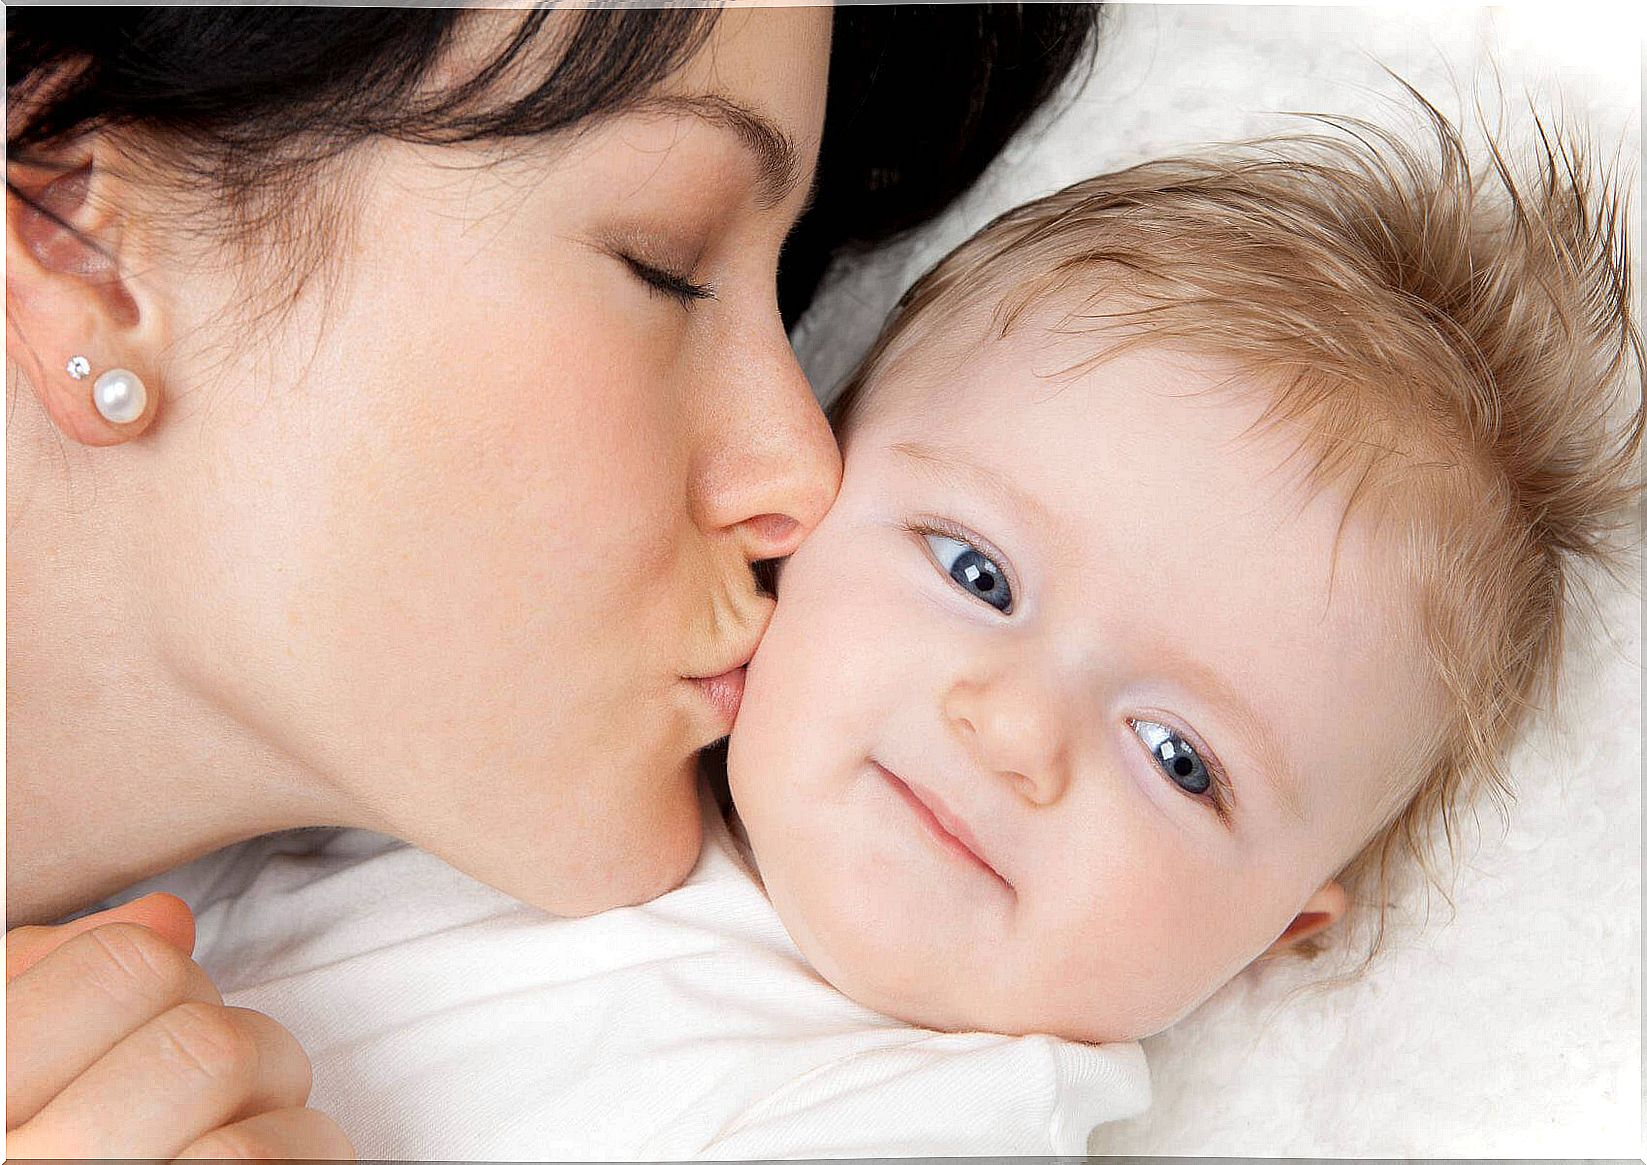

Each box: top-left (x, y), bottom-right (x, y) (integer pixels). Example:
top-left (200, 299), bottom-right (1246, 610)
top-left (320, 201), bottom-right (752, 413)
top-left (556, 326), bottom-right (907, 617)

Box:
top-left (66, 356), bottom-right (147, 425)
top-left (93, 369), bottom-right (147, 424)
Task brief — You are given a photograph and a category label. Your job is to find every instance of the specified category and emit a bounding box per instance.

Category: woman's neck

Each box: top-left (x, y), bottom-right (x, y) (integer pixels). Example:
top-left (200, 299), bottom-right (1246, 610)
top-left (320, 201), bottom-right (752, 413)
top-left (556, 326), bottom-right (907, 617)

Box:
top-left (7, 398), bottom-right (348, 925)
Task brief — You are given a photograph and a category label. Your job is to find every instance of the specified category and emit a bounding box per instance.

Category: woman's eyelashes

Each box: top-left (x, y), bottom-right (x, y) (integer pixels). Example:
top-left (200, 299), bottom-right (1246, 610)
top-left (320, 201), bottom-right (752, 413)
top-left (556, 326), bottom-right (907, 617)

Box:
top-left (622, 253), bottom-right (715, 307)
top-left (913, 523), bottom-right (1015, 613)
top-left (1129, 718), bottom-right (1232, 820)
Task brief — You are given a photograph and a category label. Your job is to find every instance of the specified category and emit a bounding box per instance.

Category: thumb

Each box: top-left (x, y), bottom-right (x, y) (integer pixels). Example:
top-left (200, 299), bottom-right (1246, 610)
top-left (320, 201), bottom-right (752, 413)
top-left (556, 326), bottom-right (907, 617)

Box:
top-left (6, 892), bottom-right (196, 982)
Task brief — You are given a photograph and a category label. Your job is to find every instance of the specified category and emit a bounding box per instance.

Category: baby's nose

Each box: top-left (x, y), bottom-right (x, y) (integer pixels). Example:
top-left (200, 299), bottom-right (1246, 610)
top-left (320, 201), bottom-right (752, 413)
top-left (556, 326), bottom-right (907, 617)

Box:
top-left (942, 672), bottom-right (1070, 806)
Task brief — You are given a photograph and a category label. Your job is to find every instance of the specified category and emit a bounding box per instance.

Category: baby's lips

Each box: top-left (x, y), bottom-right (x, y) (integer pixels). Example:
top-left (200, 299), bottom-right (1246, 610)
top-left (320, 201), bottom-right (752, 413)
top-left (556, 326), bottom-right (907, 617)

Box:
top-left (873, 760), bottom-right (1012, 889)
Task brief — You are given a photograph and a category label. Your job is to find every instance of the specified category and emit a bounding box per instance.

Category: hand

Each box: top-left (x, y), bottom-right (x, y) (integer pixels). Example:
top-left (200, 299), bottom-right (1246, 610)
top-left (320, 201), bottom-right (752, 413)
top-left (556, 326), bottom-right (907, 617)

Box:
top-left (6, 891), bottom-right (354, 1160)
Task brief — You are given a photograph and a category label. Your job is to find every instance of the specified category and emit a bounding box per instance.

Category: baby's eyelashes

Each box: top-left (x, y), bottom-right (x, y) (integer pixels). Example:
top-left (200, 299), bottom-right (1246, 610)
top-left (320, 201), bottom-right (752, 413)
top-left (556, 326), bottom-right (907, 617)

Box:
top-left (910, 522), bottom-right (1016, 613)
top-left (1131, 719), bottom-right (1211, 794)
top-left (1128, 717), bottom-right (1233, 822)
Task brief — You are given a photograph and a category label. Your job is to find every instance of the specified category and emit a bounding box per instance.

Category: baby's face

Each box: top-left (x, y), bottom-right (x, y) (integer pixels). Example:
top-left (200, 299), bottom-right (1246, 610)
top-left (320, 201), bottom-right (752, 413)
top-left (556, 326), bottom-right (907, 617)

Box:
top-left (728, 313), bottom-right (1444, 1043)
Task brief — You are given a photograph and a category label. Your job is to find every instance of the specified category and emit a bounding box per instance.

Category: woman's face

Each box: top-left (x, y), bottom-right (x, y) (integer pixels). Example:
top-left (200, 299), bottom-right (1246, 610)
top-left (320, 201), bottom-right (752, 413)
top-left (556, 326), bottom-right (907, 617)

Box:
top-left (140, 8), bottom-right (836, 912)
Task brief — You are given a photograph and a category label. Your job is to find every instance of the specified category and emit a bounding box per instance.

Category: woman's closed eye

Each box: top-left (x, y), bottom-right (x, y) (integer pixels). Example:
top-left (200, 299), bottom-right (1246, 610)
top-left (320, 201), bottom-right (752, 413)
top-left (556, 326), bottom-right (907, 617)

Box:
top-left (910, 521), bottom-right (1015, 613)
top-left (1129, 717), bottom-right (1233, 821)
top-left (622, 253), bottom-right (716, 307)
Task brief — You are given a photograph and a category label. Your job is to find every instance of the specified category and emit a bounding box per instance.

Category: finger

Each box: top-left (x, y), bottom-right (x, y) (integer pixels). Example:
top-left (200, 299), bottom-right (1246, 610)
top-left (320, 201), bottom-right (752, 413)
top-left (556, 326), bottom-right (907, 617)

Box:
top-left (175, 1105), bottom-right (356, 1162)
top-left (6, 891), bottom-right (195, 982)
top-left (6, 921), bottom-right (222, 1129)
top-left (10, 1003), bottom-right (313, 1160)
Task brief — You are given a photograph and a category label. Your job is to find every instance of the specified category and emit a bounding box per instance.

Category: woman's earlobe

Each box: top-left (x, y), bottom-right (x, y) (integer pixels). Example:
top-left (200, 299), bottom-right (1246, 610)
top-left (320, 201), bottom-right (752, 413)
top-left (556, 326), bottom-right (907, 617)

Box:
top-left (10, 347), bottom-right (160, 446)
top-left (72, 357), bottom-right (153, 427)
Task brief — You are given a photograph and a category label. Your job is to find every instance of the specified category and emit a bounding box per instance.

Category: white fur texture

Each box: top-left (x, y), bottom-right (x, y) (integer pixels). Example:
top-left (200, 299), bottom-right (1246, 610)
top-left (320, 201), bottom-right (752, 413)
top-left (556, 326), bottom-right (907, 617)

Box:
top-left (793, 5), bottom-right (1641, 1156)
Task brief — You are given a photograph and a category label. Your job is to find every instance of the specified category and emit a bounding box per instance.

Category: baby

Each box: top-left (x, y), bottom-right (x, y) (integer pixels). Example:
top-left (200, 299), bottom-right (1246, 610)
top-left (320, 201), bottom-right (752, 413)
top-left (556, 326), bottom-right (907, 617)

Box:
top-left (116, 100), bottom-right (1641, 1156)
top-left (725, 97), bottom-right (1641, 1045)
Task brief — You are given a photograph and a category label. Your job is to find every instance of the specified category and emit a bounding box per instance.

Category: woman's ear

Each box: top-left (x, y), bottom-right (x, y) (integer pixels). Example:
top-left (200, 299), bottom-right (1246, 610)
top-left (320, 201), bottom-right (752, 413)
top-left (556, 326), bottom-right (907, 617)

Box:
top-left (1260, 879), bottom-right (1348, 957)
top-left (6, 144), bottom-right (163, 446)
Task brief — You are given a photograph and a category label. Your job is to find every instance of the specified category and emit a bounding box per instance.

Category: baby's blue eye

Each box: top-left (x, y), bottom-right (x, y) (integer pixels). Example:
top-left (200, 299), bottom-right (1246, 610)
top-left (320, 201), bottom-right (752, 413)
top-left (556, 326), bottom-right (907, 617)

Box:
top-left (1130, 719), bottom-right (1212, 795)
top-left (923, 532), bottom-right (1013, 613)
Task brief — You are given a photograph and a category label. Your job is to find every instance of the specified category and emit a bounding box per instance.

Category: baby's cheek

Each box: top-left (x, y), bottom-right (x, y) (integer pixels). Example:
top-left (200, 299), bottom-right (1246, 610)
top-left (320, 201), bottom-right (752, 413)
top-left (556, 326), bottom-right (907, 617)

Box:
top-left (1028, 840), bottom-right (1233, 1037)
top-left (738, 603), bottom-right (827, 749)
top-left (727, 591), bottom-right (843, 821)
top-left (749, 538), bottom-right (894, 728)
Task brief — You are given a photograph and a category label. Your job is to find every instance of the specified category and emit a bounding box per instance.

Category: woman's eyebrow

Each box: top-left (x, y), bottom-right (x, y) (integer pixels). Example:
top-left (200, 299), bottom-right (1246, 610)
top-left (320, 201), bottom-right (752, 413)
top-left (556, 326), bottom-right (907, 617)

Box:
top-left (636, 92), bottom-right (803, 209)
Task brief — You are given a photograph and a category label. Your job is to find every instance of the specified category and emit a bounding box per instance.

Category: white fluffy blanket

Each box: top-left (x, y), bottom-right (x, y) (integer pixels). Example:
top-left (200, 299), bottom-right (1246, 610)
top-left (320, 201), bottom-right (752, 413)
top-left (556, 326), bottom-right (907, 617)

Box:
top-left (793, 5), bottom-right (1641, 1155)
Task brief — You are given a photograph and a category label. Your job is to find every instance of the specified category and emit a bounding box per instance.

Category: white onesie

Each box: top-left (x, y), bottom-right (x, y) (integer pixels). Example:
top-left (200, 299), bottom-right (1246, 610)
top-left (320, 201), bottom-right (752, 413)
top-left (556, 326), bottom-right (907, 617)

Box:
top-left (115, 792), bottom-right (1149, 1159)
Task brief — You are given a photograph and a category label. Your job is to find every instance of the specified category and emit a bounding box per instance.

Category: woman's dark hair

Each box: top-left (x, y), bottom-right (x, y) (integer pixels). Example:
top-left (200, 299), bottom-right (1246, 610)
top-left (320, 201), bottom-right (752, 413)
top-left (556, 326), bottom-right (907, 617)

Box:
top-left (6, 9), bottom-right (719, 157)
top-left (8, 4), bottom-right (1102, 314)
top-left (779, 3), bottom-right (1106, 324)
top-left (7, 7), bottom-right (718, 287)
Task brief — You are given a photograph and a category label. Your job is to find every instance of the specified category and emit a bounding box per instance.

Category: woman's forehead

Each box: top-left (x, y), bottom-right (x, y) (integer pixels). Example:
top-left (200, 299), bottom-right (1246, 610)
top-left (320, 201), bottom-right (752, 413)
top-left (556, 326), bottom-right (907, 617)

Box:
top-left (656, 7), bottom-right (831, 155)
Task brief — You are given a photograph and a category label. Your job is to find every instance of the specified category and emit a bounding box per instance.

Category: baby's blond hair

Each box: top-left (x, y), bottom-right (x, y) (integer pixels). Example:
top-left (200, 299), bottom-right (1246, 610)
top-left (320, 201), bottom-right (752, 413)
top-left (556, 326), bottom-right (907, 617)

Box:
top-left (829, 89), bottom-right (1643, 970)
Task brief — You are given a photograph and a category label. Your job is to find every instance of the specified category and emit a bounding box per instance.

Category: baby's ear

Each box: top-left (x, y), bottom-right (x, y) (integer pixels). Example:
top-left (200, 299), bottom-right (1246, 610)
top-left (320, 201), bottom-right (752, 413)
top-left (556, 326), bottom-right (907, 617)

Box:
top-left (1260, 880), bottom-right (1347, 957)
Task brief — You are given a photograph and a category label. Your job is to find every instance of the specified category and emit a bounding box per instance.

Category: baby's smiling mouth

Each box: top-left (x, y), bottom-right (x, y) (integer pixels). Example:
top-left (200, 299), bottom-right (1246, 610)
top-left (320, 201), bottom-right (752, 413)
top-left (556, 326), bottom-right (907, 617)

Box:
top-left (871, 760), bottom-right (1013, 892)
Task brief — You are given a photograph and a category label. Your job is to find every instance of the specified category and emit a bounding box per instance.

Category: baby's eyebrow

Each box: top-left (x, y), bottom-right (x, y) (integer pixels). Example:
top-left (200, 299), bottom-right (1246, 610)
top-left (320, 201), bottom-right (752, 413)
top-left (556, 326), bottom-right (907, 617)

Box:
top-left (1155, 649), bottom-right (1307, 825)
top-left (890, 440), bottom-right (1073, 546)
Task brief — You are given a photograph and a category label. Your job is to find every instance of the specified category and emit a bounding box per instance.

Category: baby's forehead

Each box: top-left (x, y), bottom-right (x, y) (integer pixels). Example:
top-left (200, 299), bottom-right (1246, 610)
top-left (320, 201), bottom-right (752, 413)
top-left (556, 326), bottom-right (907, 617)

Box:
top-left (858, 309), bottom-right (1432, 620)
top-left (853, 291), bottom-right (1452, 592)
top-left (860, 287), bottom-right (1222, 403)
top-left (860, 300), bottom-right (1263, 438)
top-left (870, 299), bottom-right (1451, 510)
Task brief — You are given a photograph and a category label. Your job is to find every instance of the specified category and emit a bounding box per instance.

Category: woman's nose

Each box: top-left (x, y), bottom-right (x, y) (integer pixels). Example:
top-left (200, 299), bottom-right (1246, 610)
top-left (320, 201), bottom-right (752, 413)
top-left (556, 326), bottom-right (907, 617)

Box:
top-left (690, 327), bottom-right (841, 563)
top-left (943, 669), bottom-right (1071, 807)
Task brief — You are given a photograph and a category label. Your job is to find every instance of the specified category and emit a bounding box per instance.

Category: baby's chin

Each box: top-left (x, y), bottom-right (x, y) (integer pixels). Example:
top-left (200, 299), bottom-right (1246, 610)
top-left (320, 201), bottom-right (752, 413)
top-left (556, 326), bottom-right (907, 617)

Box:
top-left (773, 878), bottom-right (1208, 1045)
top-left (820, 955), bottom-right (1144, 1044)
top-left (765, 893), bottom-right (1133, 1045)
